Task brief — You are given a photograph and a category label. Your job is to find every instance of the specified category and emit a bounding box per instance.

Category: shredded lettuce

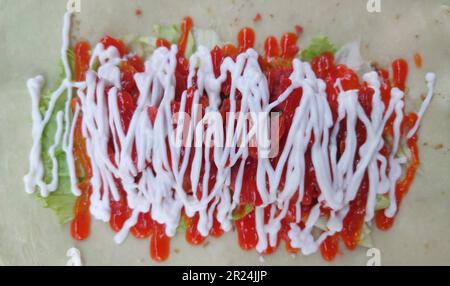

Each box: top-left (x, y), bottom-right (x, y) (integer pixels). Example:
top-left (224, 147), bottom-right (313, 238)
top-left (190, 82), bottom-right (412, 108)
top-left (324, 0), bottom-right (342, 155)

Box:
top-left (375, 194), bottom-right (390, 211)
top-left (122, 34), bottom-right (154, 58)
top-left (358, 223), bottom-right (374, 248)
top-left (151, 24), bottom-right (195, 58)
top-left (231, 204), bottom-right (254, 221)
top-left (300, 34), bottom-right (337, 62)
top-left (135, 24), bottom-right (180, 51)
top-left (176, 215), bottom-right (188, 233)
top-left (137, 35), bottom-right (157, 47)
top-left (34, 49), bottom-right (77, 224)
top-left (314, 216), bottom-right (374, 248)
top-left (193, 29), bottom-right (221, 51)
top-left (133, 25), bottom-right (221, 59)
top-left (358, 195), bottom-right (390, 247)
top-left (153, 24), bottom-right (180, 44)
top-left (184, 31), bottom-right (195, 58)
top-left (335, 41), bottom-right (372, 76)
top-left (335, 41), bottom-right (364, 72)
top-left (314, 216), bottom-right (328, 231)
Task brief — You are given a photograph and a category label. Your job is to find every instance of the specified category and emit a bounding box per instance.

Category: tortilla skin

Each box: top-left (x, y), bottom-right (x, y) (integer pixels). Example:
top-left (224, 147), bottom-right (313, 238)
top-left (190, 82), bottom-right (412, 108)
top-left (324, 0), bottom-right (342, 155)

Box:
top-left (0, 0), bottom-right (449, 265)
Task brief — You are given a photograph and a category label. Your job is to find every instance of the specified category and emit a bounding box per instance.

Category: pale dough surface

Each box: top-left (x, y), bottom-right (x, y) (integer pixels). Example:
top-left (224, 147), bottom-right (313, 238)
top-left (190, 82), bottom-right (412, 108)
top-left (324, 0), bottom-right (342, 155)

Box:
top-left (0, 0), bottom-right (449, 265)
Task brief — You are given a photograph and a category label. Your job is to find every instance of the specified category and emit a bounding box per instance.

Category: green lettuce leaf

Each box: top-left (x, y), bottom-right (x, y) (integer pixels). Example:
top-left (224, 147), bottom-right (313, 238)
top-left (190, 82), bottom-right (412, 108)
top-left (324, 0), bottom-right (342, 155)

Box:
top-left (152, 24), bottom-right (195, 58)
top-left (34, 49), bottom-right (78, 224)
top-left (300, 34), bottom-right (337, 62)
top-left (231, 204), bottom-right (254, 221)
top-left (375, 194), bottom-right (390, 211)
top-left (184, 31), bottom-right (195, 58)
top-left (123, 34), bottom-right (154, 58)
top-left (358, 223), bottom-right (374, 248)
top-left (153, 24), bottom-right (180, 44)
top-left (176, 215), bottom-right (188, 233)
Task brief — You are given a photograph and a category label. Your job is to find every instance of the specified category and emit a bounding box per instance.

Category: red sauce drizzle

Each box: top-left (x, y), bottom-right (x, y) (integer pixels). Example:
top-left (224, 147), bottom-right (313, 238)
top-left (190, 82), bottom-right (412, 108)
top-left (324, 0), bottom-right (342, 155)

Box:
top-left (150, 223), bottom-right (171, 262)
top-left (74, 41), bottom-right (90, 81)
top-left (294, 25), bottom-right (304, 35)
top-left (376, 114), bottom-right (419, 230)
top-left (70, 43), bottom-right (94, 241)
top-left (68, 18), bottom-right (421, 263)
top-left (177, 16), bottom-right (193, 58)
top-left (320, 233), bottom-right (340, 261)
top-left (237, 28), bottom-right (255, 53)
top-left (109, 187), bottom-right (131, 232)
top-left (253, 13), bottom-right (262, 23)
top-left (414, 53), bottom-right (422, 69)
top-left (392, 58), bottom-right (408, 91)
top-left (341, 176), bottom-right (369, 250)
top-left (264, 36), bottom-right (280, 59)
top-left (210, 215), bottom-right (224, 238)
top-left (71, 182), bottom-right (92, 240)
top-left (235, 211), bottom-right (258, 250)
top-left (156, 38), bottom-right (171, 49)
top-left (222, 44), bottom-right (238, 59)
top-left (131, 212), bottom-right (154, 239)
top-left (100, 36), bottom-right (126, 57)
top-left (280, 33), bottom-right (298, 60)
top-left (186, 213), bottom-right (207, 245)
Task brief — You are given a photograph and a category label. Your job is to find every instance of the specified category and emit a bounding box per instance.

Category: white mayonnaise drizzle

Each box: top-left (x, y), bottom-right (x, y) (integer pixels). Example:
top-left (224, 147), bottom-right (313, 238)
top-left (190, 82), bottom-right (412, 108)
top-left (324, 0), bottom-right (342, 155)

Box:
top-left (25, 12), bottom-right (437, 256)
top-left (66, 247), bottom-right (83, 266)
top-left (407, 73), bottom-right (436, 139)
top-left (24, 12), bottom-right (80, 197)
